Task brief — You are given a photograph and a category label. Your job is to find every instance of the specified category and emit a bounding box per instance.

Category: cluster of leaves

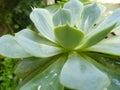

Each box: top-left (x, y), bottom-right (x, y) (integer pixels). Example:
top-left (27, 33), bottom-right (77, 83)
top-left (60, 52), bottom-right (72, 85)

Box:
top-left (0, 58), bottom-right (18, 90)
top-left (0, 0), bottom-right (120, 90)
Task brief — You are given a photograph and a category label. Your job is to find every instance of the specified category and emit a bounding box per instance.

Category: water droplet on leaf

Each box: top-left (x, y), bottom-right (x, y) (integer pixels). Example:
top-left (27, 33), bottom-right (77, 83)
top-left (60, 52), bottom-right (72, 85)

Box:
top-left (38, 85), bottom-right (41, 90)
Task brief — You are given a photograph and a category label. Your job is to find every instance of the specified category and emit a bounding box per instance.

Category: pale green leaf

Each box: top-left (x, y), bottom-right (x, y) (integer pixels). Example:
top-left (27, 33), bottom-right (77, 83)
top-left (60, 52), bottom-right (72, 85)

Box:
top-left (0, 35), bottom-right (31, 58)
top-left (94, 8), bottom-right (120, 32)
top-left (15, 36), bottom-right (62, 58)
top-left (30, 8), bottom-right (55, 42)
top-left (54, 24), bottom-right (84, 49)
top-left (18, 55), bottom-right (66, 90)
top-left (15, 29), bottom-right (55, 46)
top-left (80, 23), bottom-right (116, 49)
top-left (16, 56), bottom-right (60, 89)
top-left (53, 8), bottom-right (71, 26)
top-left (63, 0), bottom-right (83, 25)
top-left (60, 52), bottom-right (110, 90)
top-left (45, 4), bottom-right (60, 14)
top-left (86, 36), bottom-right (120, 56)
top-left (79, 3), bottom-right (106, 32)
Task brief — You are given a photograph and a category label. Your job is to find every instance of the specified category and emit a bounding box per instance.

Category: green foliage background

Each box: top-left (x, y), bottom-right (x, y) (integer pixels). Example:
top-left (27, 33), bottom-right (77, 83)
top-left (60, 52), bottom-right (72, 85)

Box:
top-left (0, 58), bottom-right (18, 90)
top-left (0, 0), bottom-right (47, 36)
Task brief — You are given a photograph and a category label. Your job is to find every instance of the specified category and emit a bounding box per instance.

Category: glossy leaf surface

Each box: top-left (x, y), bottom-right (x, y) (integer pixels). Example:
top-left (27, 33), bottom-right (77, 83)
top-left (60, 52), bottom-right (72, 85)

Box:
top-left (18, 55), bottom-right (66, 90)
top-left (60, 53), bottom-right (110, 90)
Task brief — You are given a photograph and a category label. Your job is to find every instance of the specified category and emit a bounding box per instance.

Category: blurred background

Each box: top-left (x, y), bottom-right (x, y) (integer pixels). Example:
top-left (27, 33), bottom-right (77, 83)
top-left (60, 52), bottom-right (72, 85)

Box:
top-left (0, 0), bottom-right (120, 90)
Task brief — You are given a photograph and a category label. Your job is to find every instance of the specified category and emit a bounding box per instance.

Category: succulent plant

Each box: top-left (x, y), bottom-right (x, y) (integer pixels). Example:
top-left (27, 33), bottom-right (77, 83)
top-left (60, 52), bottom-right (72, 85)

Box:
top-left (0, 0), bottom-right (120, 90)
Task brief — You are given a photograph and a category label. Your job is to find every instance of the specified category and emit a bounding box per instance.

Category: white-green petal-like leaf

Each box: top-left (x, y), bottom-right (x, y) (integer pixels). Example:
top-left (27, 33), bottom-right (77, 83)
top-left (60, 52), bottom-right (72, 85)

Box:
top-left (0, 35), bottom-right (31, 58)
top-left (45, 4), bottom-right (60, 14)
top-left (63, 0), bottom-right (83, 25)
top-left (60, 53), bottom-right (110, 90)
top-left (54, 24), bottom-right (84, 49)
top-left (86, 36), bottom-right (120, 56)
top-left (16, 29), bottom-right (55, 46)
top-left (15, 36), bottom-right (62, 58)
top-left (80, 23), bottom-right (116, 49)
top-left (53, 8), bottom-right (71, 26)
top-left (79, 3), bottom-right (106, 32)
top-left (95, 8), bottom-right (120, 31)
top-left (30, 8), bottom-right (55, 42)
top-left (18, 55), bottom-right (66, 90)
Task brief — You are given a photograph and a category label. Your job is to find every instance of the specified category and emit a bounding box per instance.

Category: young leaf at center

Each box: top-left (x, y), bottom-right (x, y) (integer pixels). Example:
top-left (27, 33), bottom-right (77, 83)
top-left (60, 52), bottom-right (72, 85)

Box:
top-left (54, 24), bottom-right (84, 49)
